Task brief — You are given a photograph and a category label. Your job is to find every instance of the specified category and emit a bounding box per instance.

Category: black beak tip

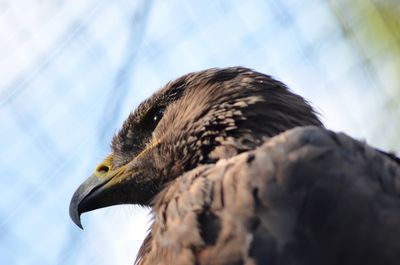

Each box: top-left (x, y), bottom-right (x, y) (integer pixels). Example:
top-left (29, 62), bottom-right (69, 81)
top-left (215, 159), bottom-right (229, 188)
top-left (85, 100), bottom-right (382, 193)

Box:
top-left (69, 192), bottom-right (84, 229)
top-left (69, 188), bottom-right (83, 229)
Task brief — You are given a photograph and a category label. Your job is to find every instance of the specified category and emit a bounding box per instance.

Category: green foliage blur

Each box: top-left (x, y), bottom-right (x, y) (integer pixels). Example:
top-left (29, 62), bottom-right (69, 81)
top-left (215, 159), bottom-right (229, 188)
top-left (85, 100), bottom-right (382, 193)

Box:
top-left (330, 0), bottom-right (400, 148)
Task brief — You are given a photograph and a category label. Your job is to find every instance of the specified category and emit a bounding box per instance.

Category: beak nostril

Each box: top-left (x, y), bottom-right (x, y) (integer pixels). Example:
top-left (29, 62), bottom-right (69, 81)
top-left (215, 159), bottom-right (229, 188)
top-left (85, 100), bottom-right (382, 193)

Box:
top-left (97, 165), bottom-right (110, 173)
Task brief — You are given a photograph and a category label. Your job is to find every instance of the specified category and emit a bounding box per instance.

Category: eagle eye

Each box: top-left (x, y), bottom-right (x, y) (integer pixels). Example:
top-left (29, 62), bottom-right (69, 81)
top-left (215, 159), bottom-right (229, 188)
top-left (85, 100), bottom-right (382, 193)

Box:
top-left (153, 107), bottom-right (165, 124)
top-left (145, 106), bottom-right (165, 130)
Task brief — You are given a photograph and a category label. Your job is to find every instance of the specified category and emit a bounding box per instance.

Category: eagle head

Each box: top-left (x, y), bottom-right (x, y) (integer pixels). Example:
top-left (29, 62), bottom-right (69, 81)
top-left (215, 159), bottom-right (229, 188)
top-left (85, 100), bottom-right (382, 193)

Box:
top-left (69, 67), bottom-right (322, 228)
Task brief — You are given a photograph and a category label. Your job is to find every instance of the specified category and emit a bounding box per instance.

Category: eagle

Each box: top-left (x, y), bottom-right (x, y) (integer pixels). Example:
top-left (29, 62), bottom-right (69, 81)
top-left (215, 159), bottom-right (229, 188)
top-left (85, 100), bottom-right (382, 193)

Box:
top-left (70, 67), bottom-right (400, 265)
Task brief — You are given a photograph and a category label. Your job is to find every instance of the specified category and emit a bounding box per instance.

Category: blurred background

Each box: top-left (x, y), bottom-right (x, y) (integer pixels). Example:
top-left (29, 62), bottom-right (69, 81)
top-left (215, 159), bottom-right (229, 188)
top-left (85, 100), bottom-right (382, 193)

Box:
top-left (1, 0), bottom-right (399, 264)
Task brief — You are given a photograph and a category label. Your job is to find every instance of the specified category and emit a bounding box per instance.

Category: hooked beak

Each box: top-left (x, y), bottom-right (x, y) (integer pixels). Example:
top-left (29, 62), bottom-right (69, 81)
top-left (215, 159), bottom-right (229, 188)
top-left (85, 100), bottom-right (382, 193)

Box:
top-left (69, 156), bottom-right (133, 229)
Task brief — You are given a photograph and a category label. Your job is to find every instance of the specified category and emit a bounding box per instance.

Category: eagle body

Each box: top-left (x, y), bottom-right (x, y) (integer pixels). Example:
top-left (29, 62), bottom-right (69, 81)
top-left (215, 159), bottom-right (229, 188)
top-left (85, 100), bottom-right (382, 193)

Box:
top-left (138, 127), bottom-right (400, 265)
top-left (70, 67), bottom-right (400, 265)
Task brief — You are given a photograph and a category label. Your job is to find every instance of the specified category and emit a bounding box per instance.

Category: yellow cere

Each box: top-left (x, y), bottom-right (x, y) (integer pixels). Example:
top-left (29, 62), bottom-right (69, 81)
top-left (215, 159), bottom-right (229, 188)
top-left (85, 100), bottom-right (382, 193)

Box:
top-left (94, 155), bottom-right (113, 180)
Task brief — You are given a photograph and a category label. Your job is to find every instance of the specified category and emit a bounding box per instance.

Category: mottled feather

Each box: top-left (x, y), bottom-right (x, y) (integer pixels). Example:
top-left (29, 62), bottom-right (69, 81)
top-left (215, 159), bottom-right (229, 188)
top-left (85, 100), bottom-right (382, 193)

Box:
top-left (137, 127), bottom-right (400, 265)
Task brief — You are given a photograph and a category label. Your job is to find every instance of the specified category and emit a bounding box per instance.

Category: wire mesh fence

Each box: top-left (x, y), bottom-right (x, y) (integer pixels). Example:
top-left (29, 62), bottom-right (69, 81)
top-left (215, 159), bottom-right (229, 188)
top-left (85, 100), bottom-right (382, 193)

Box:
top-left (1, 0), bottom-right (399, 264)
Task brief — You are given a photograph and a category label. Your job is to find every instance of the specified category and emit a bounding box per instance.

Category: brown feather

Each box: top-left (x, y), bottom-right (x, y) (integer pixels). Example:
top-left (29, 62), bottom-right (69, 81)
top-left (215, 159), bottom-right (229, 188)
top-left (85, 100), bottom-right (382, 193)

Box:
top-left (137, 126), bottom-right (400, 265)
